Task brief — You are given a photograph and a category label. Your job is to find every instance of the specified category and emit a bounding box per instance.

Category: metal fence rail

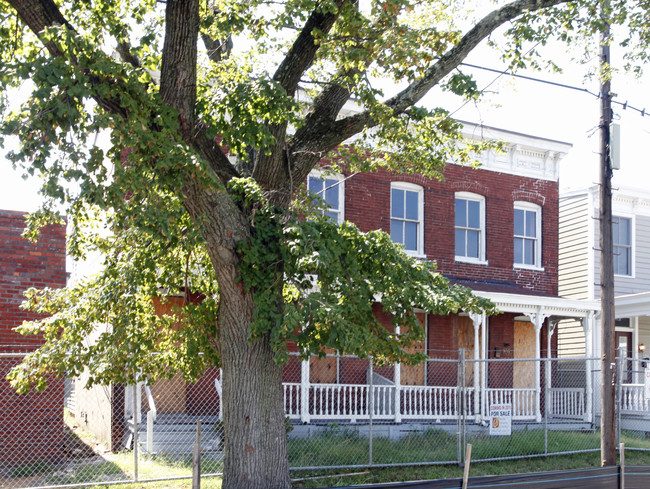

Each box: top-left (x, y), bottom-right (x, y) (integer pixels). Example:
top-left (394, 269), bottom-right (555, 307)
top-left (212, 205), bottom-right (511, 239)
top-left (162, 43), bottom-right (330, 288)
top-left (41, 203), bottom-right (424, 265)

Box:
top-left (2, 348), bottom-right (650, 488)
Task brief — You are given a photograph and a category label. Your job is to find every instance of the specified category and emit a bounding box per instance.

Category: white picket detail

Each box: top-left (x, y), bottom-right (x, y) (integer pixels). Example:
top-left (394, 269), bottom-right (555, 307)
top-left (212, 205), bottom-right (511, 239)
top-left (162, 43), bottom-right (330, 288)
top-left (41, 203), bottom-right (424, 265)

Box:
top-left (486, 388), bottom-right (537, 419)
top-left (549, 388), bottom-right (585, 418)
top-left (620, 384), bottom-right (650, 413)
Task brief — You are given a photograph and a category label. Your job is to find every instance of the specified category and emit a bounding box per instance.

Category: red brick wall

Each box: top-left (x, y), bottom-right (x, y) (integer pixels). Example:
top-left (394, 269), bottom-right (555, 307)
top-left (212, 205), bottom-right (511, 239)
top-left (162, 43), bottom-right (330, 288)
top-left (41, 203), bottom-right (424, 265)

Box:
top-left (0, 210), bottom-right (66, 348)
top-left (344, 164), bottom-right (559, 295)
top-left (0, 210), bottom-right (66, 467)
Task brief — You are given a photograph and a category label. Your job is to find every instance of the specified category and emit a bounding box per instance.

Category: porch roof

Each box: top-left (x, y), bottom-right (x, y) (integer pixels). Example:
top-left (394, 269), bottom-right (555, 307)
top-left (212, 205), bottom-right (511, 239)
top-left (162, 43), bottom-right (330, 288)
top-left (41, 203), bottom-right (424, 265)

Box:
top-left (477, 291), bottom-right (598, 319)
top-left (614, 292), bottom-right (650, 317)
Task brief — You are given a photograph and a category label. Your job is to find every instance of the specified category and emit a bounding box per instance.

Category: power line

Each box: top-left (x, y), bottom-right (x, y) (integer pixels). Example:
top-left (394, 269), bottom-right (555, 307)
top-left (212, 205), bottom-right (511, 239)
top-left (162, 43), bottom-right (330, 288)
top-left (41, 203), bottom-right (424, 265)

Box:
top-left (459, 61), bottom-right (649, 118)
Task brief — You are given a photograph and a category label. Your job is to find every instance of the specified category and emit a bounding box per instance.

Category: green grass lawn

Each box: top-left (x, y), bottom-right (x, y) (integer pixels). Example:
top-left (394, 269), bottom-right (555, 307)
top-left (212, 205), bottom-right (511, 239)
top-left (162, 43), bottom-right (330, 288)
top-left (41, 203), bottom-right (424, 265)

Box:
top-left (6, 426), bottom-right (650, 489)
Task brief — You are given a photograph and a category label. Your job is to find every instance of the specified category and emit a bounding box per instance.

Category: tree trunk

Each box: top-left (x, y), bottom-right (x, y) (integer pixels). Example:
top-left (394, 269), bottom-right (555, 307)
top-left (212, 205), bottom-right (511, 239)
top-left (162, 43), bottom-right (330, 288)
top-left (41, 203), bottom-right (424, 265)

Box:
top-left (219, 288), bottom-right (291, 489)
top-left (182, 182), bottom-right (291, 489)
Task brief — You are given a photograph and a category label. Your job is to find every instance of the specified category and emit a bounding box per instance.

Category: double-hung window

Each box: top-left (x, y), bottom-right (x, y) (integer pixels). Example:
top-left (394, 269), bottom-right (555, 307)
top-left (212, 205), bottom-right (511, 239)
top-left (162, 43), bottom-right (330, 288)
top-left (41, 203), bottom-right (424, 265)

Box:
top-left (613, 215), bottom-right (632, 276)
top-left (514, 202), bottom-right (542, 268)
top-left (307, 171), bottom-right (344, 224)
top-left (390, 182), bottom-right (423, 255)
top-left (455, 192), bottom-right (485, 262)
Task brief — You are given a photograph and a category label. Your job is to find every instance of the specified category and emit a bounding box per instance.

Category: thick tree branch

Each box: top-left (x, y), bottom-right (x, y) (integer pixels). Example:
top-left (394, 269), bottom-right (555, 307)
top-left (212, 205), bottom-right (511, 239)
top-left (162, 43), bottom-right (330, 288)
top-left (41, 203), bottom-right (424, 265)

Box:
top-left (289, 0), bottom-right (572, 176)
top-left (202, 33), bottom-right (233, 64)
top-left (160, 0), bottom-right (199, 142)
top-left (115, 41), bottom-right (142, 69)
top-left (253, 0), bottom-right (350, 203)
top-left (272, 0), bottom-right (349, 96)
top-left (8, 0), bottom-right (71, 57)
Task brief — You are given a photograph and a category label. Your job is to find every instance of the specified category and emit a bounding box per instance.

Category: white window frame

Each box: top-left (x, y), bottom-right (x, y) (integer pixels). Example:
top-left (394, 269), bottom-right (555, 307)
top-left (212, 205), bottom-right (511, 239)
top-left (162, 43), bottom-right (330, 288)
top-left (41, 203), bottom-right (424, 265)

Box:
top-left (390, 182), bottom-right (424, 257)
top-left (307, 170), bottom-right (345, 224)
top-left (612, 214), bottom-right (634, 277)
top-left (454, 192), bottom-right (486, 264)
top-left (513, 201), bottom-right (543, 270)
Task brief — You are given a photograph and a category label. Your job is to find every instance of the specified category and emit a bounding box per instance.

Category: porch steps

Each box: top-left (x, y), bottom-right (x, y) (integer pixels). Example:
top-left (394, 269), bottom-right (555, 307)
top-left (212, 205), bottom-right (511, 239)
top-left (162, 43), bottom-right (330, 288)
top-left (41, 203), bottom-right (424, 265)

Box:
top-left (128, 420), bottom-right (223, 455)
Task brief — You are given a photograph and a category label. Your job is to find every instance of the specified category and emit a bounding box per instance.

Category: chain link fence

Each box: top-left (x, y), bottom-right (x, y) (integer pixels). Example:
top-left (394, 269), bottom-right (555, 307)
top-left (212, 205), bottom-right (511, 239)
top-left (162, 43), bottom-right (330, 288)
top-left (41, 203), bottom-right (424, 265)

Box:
top-left (3, 348), bottom-right (650, 488)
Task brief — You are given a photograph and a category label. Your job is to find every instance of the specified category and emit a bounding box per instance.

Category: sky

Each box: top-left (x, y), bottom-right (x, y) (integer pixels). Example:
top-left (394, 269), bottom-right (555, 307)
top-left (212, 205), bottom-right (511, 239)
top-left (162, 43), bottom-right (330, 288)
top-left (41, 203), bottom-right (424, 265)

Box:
top-left (1, 21), bottom-right (649, 213)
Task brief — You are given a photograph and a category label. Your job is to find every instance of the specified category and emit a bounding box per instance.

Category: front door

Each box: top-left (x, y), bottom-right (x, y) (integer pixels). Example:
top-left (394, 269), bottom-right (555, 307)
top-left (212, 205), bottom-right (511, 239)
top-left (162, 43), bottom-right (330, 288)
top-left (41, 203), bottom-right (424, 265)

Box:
top-left (615, 331), bottom-right (633, 383)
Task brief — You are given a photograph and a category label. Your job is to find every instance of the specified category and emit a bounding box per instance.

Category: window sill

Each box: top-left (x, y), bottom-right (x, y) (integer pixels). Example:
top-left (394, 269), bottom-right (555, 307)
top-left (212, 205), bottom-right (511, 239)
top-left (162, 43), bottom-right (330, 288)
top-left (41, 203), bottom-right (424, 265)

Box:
top-left (455, 256), bottom-right (488, 266)
top-left (514, 264), bottom-right (544, 272)
top-left (404, 251), bottom-right (427, 259)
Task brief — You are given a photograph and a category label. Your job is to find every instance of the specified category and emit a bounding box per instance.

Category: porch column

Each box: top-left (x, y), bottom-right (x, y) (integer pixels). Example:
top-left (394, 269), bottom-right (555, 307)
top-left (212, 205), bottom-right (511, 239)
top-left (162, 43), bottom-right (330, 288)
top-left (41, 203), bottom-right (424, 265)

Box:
top-left (582, 312), bottom-right (595, 423)
top-left (546, 320), bottom-right (558, 420)
top-left (394, 326), bottom-right (402, 423)
top-left (529, 310), bottom-right (547, 423)
top-left (481, 313), bottom-right (489, 421)
top-left (469, 312), bottom-right (484, 423)
top-left (300, 358), bottom-right (310, 423)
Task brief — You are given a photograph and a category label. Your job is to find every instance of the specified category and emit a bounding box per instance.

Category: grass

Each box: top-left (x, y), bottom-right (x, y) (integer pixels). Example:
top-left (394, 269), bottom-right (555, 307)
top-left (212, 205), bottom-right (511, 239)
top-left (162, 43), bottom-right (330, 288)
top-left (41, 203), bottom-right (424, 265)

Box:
top-left (5, 422), bottom-right (650, 489)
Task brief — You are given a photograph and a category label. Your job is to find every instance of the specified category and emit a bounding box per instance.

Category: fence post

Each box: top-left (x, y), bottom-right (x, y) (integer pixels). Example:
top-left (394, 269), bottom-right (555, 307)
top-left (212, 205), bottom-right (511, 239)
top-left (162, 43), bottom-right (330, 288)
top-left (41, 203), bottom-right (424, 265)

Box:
top-left (394, 357), bottom-right (402, 423)
top-left (616, 347), bottom-right (624, 445)
top-left (369, 356), bottom-right (374, 466)
top-left (192, 420), bottom-right (202, 489)
top-left (132, 380), bottom-right (139, 482)
top-left (544, 358), bottom-right (548, 455)
top-left (457, 349), bottom-right (464, 466)
top-left (300, 358), bottom-right (310, 423)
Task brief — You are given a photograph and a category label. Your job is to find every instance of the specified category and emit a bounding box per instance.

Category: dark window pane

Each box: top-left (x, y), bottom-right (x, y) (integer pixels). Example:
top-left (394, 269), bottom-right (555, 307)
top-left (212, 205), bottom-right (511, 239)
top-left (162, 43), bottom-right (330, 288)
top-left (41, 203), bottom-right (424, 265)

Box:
top-left (467, 230), bottom-right (479, 258)
top-left (455, 229), bottom-right (465, 256)
top-left (455, 199), bottom-right (466, 227)
top-left (614, 245), bottom-right (630, 275)
top-left (468, 200), bottom-right (480, 229)
top-left (308, 177), bottom-right (323, 195)
top-left (524, 239), bottom-right (534, 265)
top-left (325, 210), bottom-right (338, 221)
top-left (526, 210), bottom-right (537, 238)
top-left (405, 190), bottom-right (419, 220)
top-left (404, 222), bottom-right (418, 250)
top-left (514, 237), bottom-right (523, 264)
top-left (391, 219), bottom-right (403, 245)
top-left (514, 209), bottom-right (524, 236)
top-left (324, 179), bottom-right (339, 209)
top-left (613, 217), bottom-right (631, 247)
top-left (392, 189), bottom-right (404, 219)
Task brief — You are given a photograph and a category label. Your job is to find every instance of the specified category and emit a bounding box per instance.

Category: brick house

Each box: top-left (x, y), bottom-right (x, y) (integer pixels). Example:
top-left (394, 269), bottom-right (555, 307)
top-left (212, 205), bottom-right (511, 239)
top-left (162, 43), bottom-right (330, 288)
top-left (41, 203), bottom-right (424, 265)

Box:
top-left (0, 210), bottom-right (67, 467)
top-left (102, 123), bottom-right (602, 452)
top-left (282, 122), bottom-right (599, 425)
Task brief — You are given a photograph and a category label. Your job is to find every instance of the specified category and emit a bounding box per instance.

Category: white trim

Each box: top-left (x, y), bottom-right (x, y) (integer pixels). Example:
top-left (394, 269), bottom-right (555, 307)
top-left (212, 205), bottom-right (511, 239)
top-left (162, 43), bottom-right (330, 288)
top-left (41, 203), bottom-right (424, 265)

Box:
top-left (513, 201), bottom-right (542, 269)
top-left (390, 181), bottom-right (424, 256)
top-left (454, 191), bottom-right (486, 263)
top-left (308, 170), bottom-right (345, 224)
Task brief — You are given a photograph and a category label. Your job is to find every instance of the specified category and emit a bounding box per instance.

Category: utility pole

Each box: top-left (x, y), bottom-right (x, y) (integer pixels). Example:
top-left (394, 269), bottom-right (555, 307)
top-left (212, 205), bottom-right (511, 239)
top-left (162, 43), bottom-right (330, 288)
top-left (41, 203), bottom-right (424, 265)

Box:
top-left (599, 0), bottom-right (616, 467)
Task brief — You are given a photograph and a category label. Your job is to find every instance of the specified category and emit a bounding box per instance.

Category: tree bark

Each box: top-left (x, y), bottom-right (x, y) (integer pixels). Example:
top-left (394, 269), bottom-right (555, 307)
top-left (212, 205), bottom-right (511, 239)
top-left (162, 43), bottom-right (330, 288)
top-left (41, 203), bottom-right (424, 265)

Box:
top-left (181, 183), bottom-right (291, 489)
top-left (219, 287), bottom-right (290, 489)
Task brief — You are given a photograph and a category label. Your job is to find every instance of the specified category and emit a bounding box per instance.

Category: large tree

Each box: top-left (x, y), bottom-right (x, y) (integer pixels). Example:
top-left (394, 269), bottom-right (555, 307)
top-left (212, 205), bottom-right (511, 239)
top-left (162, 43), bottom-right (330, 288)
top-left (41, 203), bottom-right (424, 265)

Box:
top-left (1, 0), bottom-right (648, 487)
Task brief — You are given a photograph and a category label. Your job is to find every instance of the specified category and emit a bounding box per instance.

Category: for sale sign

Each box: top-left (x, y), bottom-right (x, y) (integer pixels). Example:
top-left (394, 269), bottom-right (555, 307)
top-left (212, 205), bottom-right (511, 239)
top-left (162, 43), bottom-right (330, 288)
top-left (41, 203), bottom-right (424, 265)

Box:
top-left (644, 368), bottom-right (650, 400)
top-left (489, 404), bottom-right (512, 436)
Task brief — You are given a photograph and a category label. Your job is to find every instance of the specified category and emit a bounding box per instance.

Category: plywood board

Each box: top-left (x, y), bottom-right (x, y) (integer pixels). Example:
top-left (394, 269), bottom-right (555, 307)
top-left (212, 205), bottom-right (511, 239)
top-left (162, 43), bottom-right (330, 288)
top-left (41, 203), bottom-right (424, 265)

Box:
top-left (458, 316), bottom-right (475, 386)
top-left (401, 312), bottom-right (426, 385)
top-left (310, 355), bottom-right (337, 383)
top-left (514, 321), bottom-right (535, 390)
top-left (149, 373), bottom-right (187, 414)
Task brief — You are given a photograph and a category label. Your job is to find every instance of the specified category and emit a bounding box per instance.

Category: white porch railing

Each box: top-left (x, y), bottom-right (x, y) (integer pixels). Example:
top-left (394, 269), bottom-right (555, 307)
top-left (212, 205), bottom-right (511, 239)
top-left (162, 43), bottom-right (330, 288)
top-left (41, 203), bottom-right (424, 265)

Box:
top-left (401, 385), bottom-right (467, 420)
top-left (284, 383), bottom-right (552, 422)
top-left (549, 388), bottom-right (585, 418)
top-left (620, 384), bottom-right (650, 413)
top-left (485, 388), bottom-right (537, 420)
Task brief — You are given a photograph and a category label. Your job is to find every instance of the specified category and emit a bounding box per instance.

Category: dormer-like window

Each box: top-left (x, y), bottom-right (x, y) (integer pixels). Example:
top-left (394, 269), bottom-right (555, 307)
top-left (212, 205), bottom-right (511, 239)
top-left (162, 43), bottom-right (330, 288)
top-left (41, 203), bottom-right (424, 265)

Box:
top-left (390, 182), bottom-right (424, 256)
top-left (455, 192), bottom-right (486, 263)
top-left (613, 215), bottom-right (632, 276)
top-left (514, 202), bottom-right (542, 269)
top-left (307, 171), bottom-right (344, 224)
